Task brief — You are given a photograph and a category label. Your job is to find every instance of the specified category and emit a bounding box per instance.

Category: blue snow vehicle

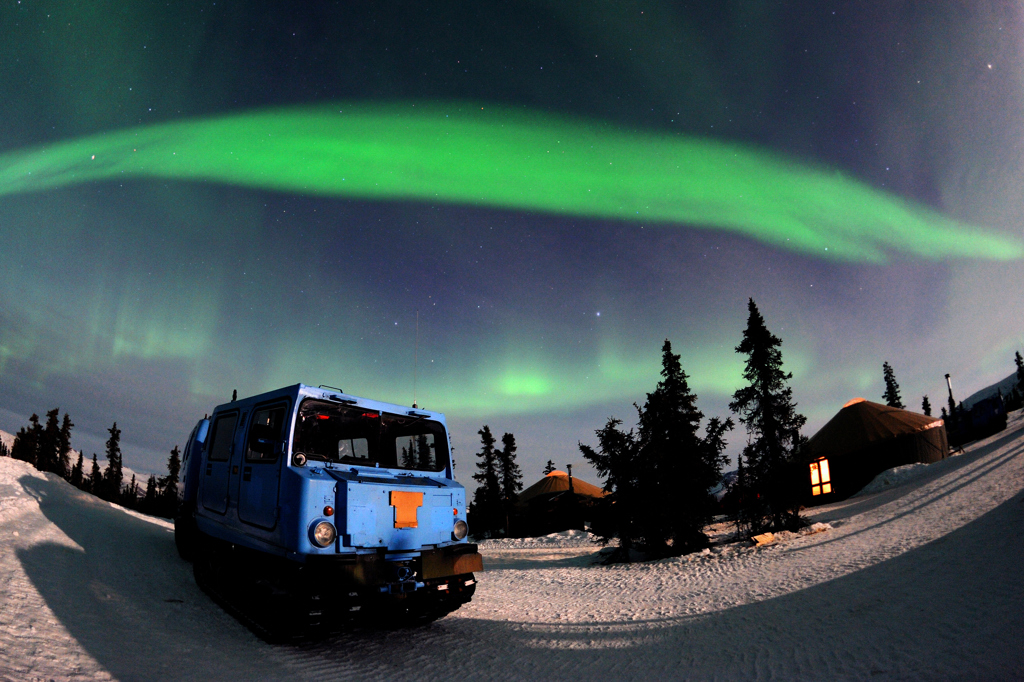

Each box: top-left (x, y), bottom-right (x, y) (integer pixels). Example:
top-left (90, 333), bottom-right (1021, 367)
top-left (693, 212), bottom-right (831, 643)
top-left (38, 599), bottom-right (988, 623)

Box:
top-left (174, 384), bottom-right (481, 640)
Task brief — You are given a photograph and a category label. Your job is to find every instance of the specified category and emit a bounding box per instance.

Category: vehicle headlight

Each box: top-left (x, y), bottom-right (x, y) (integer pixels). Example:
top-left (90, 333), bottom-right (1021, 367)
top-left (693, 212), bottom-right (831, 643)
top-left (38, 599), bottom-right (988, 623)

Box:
top-left (453, 519), bottom-right (468, 540)
top-left (312, 521), bottom-right (337, 548)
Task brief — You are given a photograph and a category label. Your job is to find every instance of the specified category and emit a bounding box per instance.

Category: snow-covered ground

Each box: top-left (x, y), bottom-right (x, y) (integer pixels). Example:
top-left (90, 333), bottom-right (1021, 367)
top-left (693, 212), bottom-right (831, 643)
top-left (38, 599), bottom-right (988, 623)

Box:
top-left (2, 415), bottom-right (1023, 681)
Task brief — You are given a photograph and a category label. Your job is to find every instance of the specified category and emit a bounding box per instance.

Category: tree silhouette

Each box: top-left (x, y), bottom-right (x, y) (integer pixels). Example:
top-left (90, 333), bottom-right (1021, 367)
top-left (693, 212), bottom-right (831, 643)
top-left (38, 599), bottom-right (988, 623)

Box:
top-left (882, 362), bottom-right (905, 409)
top-left (470, 425), bottom-right (502, 536)
top-left (11, 414), bottom-right (42, 467)
top-left (69, 452), bottom-right (84, 488)
top-left (415, 434), bottom-right (433, 471)
top-left (37, 408), bottom-right (61, 475)
top-left (142, 476), bottom-right (158, 514)
top-left (88, 454), bottom-right (102, 494)
top-left (57, 413), bottom-right (74, 480)
top-left (921, 395), bottom-right (932, 417)
top-left (0, 438), bottom-right (8, 458)
top-left (497, 432), bottom-right (524, 535)
top-left (542, 459), bottom-right (556, 475)
top-left (582, 339), bottom-right (733, 558)
top-left (102, 422), bottom-right (123, 502)
top-left (730, 299), bottom-right (807, 534)
top-left (158, 445), bottom-right (182, 517)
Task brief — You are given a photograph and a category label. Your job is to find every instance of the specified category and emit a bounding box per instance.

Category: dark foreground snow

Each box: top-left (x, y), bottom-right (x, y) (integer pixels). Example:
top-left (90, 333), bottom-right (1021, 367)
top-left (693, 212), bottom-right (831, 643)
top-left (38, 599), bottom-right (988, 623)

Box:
top-left (2, 415), bottom-right (1024, 681)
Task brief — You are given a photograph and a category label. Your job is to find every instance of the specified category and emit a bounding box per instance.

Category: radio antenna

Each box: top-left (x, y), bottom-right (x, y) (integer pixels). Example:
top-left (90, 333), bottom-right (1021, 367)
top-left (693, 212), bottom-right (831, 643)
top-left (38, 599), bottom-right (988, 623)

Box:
top-left (413, 310), bottom-right (419, 408)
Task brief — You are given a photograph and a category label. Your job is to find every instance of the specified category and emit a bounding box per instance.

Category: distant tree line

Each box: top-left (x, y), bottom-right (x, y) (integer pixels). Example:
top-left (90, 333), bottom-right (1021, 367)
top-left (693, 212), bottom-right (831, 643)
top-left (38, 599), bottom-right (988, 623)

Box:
top-left (1, 409), bottom-right (181, 519)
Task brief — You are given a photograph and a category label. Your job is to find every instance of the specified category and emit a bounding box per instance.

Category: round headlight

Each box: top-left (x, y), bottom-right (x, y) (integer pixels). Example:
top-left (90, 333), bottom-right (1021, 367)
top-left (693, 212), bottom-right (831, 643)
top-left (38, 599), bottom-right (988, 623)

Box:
top-left (312, 521), bottom-right (337, 547)
top-left (453, 519), bottom-right (468, 540)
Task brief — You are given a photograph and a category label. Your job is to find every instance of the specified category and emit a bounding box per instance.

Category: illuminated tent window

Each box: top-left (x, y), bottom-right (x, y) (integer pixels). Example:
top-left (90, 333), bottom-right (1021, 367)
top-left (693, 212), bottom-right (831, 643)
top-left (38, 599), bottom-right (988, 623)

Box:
top-left (810, 459), bottom-right (832, 496)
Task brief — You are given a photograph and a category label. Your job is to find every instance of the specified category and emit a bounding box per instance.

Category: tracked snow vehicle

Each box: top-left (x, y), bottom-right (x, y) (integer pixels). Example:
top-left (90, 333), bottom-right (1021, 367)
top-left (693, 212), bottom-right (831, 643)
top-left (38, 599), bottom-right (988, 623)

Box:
top-left (174, 384), bottom-right (481, 640)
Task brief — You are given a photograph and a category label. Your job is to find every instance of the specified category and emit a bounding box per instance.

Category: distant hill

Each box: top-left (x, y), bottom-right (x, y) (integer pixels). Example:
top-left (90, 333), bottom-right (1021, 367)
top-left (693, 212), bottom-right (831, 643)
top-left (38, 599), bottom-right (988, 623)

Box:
top-left (962, 372), bottom-right (1019, 409)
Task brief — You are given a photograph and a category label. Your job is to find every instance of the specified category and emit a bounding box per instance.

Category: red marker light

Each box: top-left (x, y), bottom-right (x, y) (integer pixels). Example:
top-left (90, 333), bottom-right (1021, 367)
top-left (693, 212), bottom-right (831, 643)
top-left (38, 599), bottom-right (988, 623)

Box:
top-left (453, 508), bottom-right (458, 516)
top-left (324, 506), bottom-right (335, 516)
top-left (316, 415), bottom-right (330, 420)
top-left (361, 412), bottom-right (379, 419)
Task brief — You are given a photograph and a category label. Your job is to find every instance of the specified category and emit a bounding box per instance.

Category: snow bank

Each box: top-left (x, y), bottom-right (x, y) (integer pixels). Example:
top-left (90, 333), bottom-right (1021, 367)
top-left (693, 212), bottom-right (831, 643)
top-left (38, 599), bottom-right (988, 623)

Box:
top-left (478, 529), bottom-right (605, 550)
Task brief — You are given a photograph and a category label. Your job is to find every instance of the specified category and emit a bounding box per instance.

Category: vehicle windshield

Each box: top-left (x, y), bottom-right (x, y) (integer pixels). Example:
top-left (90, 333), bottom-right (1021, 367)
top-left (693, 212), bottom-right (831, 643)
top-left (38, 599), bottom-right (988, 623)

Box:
top-left (293, 399), bottom-right (449, 472)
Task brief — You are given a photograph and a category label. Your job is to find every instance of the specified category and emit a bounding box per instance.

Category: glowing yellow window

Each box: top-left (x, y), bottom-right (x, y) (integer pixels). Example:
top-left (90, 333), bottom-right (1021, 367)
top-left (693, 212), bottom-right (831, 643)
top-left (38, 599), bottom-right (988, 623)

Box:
top-left (810, 459), bottom-right (832, 496)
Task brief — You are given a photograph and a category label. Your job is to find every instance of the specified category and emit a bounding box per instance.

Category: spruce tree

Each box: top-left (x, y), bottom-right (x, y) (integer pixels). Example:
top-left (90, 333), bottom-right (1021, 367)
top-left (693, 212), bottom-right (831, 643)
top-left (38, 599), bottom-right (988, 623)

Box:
top-left (0, 439), bottom-right (8, 458)
top-left (11, 414), bottom-right (42, 467)
top-left (57, 413), bottom-right (74, 480)
top-left (400, 444), bottom-right (415, 468)
top-left (37, 408), bottom-right (61, 474)
top-left (637, 340), bottom-right (732, 553)
top-left (415, 434), bottom-right (433, 470)
top-left (580, 417), bottom-right (641, 556)
top-left (582, 339), bottom-right (733, 558)
top-left (158, 445), bottom-right (182, 517)
top-left (102, 423), bottom-right (123, 502)
top-left (470, 425), bottom-right (502, 537)
top-left (70, 452), bottom-right (84, 488)
top-left (882, 362), bottom-right (905, 409)
top-left (729, 299), bottom-right (807, 534)
top-left (142, 475), bottom-right (158, 514)
top-left (88, 454), bottom-right (102, 494)
top-left (542, 459), bottom-right (556, 475)
top-left (123, 474), bottom-right (138, 508)
top-left (496, 432), bottom-right (524, 535)
top-left (1016, 351), bottom-right (1024, 391)
top-left (921, 395), bottom-right (932, 417)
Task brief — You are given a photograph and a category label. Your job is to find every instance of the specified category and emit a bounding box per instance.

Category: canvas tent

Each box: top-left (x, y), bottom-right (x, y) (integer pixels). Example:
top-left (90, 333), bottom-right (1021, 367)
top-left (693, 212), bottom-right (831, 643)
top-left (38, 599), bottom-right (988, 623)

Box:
top-left (515, 470), bottom-right (607, 536)
top-left (803, 398), bottom-right (947, 502)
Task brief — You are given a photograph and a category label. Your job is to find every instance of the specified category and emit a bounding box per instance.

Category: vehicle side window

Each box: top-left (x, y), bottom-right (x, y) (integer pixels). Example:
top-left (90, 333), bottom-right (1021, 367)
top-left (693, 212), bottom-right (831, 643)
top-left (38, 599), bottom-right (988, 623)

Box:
top-left (206, 413), bottom-right (238, 462)
top-left (246, 406), bottom-right (286, 462)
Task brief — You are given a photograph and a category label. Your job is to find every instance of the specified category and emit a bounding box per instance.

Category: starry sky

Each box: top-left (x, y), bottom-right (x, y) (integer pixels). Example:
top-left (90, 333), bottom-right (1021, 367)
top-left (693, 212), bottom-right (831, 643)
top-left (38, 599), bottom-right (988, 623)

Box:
top-left (1, 1), bottom-right (1023, 483)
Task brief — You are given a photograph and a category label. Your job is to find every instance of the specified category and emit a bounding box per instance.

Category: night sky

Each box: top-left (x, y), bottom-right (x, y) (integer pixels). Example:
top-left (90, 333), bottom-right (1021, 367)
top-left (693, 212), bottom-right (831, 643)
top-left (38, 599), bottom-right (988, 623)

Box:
top-left (1, 1), bottom-right (1023, 483)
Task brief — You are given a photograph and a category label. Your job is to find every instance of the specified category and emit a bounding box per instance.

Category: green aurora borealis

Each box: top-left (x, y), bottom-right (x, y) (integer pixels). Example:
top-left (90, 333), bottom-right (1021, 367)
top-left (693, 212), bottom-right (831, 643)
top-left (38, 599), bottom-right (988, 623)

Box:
top-left (2, 1), bottom-right (1024, 476)
top-left (0, 103), bottom-right (1019, 263)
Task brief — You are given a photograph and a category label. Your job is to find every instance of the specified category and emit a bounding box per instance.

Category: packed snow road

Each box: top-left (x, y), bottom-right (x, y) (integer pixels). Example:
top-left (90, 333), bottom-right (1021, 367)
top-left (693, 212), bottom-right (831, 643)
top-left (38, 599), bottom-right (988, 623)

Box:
top-left (2, 416), bottom-right (1024, 681)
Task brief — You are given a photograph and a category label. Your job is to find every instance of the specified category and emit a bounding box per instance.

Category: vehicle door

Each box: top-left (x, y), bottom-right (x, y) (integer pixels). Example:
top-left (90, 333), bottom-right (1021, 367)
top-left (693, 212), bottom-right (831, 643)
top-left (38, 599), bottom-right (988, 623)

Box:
top-left (199, 411), bottom-right (238, 515)
top-left (237, 402), bottom-right (288, 529)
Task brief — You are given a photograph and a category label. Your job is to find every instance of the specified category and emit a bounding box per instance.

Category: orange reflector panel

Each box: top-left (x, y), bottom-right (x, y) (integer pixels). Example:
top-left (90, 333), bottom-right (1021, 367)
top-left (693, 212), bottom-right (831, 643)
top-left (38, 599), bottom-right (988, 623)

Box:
top-left (390, 491), bottom-right (424, 529)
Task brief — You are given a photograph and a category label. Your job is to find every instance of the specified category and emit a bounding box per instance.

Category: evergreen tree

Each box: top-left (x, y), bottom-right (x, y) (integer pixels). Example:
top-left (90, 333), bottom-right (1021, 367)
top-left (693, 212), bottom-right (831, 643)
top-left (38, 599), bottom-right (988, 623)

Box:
top-left (142, 475), bottom-right (158, 514)
top-left (158, 445), bottom-right (182, 517)
top-left (582, 340), bottom-right (733, 558)
top-left (102, 422), bottom-right (123, 502)
top-left (88, 454), bottom-right (102, 494)
top-left (637, 340), bottom-right (732, 553)
top-left (921, 395), bottom-right (932, 417)
top-left (70, 451), bottom-right (84, 488)
top-left (542, 459), bottom-right (556, 475)
top-left (470, 425), bottom-right (502, 536)
top-left (729, 299), bottom-right (807, 534)
top-left (123, 474), bottom-right (138, 508)
top-left (415, 434), bottom-right (433, 470)
top-left (37, 408), bottom-right (61, 474)
top-left (496, 432), bottom-right (524, 535)
top-left (1016, 351), bottom-right (1024, 390)
top-left (881, 362), bottom-right (905, 409)
top-left (11, 414), bottom-right (42, 467)
top-left (941, 406), bottom-right (949, 420)
top-left (0, 439), bottom-right (8, 458)
top-left (57, 413), bottom-right (74, 480)
top-left (580, 417), bottom-right (641, 555)
top-left (400, 445), bottom-right (414, 468)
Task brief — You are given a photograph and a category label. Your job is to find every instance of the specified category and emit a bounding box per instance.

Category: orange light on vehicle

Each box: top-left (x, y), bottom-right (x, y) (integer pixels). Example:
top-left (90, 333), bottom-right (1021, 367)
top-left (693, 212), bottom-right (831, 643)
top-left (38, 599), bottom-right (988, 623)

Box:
top-left (324, 506), bottom-right (334, 516)
top-left (453, 508), bottom-right (458, 516)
